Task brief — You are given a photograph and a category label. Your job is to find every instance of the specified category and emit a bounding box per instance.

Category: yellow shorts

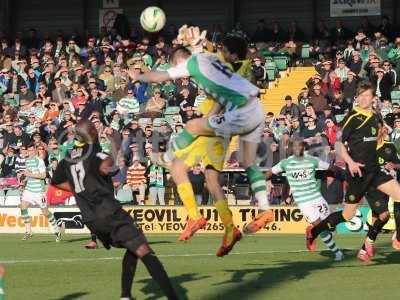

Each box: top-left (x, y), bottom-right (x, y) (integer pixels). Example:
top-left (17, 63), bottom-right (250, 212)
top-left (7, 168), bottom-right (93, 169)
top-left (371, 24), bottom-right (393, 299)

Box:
top-left (175, 136), bottom-right (227, 171)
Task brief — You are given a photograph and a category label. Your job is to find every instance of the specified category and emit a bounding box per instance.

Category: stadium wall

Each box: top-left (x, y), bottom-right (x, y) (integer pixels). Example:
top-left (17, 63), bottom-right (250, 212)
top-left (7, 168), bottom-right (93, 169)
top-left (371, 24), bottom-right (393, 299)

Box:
top-left (3, 0), bottom-right (399, 39)
top-left (0, 205), bottom-right (389, 234)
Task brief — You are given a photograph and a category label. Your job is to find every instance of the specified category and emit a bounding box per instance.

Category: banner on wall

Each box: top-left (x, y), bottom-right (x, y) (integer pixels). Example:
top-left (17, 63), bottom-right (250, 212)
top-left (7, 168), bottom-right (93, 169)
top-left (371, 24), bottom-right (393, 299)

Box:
top-left (330, 0), bottom-right (381, 17)
top-left (0, 206), bottom-right (308, 234)
top-left (1, 205), bottom-right (392, 234)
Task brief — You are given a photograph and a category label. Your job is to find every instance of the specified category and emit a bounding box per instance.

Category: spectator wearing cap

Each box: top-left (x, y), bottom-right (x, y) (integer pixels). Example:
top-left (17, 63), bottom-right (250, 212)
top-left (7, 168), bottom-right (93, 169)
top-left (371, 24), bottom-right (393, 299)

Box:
top-left (71, 86), bottom-right (89, 109)
top-left (280, 95), bottom-right (300, 119)
top-left (99, 65), bottom-right (115, 93)
top-left (309, 84), bottom-right (328, 113)
top-left (57, 67), bottom-right (72, 89)
top-left (334, 58), bottom-right (350, 83)
top-left (117, 89), bottom-right (140, 117)
top-left (126, 157), bottom-right (147, 205)
top-left (112, 76), bottom-right (129, 102)
top-left (145, 88), bottom-right (166, 115)
top-left (315, 60), bottom-right (332, 79)
top-left (51, 77), bottom-right (68, 104)
top-left (373, 67), bottom-right (393, 101)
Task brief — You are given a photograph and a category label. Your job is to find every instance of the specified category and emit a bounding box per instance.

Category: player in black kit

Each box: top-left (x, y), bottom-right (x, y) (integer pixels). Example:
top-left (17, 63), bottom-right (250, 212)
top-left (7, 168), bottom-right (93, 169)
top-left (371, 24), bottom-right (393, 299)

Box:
top-left (357, 124), bottom-right (400, 262)
top-left (306, 82), bottom-right (400, 252)
top-left (50, 120), bottom-right (179, 300)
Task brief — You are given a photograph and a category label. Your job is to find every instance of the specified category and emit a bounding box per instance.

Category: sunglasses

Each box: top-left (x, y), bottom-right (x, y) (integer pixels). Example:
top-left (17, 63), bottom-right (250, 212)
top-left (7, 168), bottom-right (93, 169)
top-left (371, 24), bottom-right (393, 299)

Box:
top-left (384, 64), bottom-right (390, 66)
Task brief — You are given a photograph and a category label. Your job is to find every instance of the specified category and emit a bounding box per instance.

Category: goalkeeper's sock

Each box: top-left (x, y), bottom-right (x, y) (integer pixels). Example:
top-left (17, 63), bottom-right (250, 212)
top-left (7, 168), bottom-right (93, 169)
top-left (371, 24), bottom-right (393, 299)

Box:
top-left (177, 182), bottom-right (200, 219)
top-left (21, 208), bottom-right (31, 233)
top-left (215, 199), bottom-right (234, 244)
top-left (47, 211), bottom-right (59, 234)
top-left (311, 211), bottom-right (346, 238)
top-left (141, 253), bottom-right (179, 300)
top-left (121, 250), bottom-right (138, 299)
top-left (246, 166), bottom-right (269, 210)
top-left (320, 231), bottom-right (340, 254)
top-left (171, 129), bottom-right (196, 151)
top-left (394, 202), bottom-right (400, 241)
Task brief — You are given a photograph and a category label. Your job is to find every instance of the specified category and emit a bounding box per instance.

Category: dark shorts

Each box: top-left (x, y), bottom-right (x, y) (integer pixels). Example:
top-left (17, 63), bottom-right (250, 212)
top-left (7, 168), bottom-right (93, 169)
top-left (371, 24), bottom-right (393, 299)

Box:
top-left (85, 209), bottom-right (147, 251)
top-left (365, 188), bottom-right (389, 215)
top-left (345, 168), bottom-right (393, 204)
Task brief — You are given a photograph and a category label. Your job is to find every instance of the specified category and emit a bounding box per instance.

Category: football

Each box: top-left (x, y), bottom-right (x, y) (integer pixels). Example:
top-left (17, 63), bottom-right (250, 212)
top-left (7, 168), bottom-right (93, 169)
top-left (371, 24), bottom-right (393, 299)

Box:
top-left (140, 6), bottom-right (166, 33)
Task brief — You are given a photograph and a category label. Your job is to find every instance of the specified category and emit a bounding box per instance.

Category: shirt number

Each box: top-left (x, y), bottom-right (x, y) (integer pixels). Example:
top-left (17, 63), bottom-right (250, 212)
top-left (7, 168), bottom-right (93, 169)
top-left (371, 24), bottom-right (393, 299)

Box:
top-left (71, 161), bottom-right (86, 193)
top-left (211, 60), bottom-right (233, 78)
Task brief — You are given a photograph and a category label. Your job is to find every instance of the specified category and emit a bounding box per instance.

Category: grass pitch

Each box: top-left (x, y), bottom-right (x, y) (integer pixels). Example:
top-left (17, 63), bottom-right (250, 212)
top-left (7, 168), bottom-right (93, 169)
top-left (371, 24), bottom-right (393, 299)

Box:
top-left (1, 233), bottom-right (399, 300)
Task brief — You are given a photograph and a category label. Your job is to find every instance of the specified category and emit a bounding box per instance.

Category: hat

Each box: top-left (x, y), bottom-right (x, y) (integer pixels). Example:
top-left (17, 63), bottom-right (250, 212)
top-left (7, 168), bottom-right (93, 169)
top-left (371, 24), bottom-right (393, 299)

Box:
top-left (322, 60), bottom-right (332, 65)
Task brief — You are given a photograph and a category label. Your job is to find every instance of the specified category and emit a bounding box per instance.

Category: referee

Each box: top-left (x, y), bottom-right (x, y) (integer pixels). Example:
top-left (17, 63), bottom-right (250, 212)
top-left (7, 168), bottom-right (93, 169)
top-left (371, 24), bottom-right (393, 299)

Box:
top-left (307, 82), bottom-right (400, 250)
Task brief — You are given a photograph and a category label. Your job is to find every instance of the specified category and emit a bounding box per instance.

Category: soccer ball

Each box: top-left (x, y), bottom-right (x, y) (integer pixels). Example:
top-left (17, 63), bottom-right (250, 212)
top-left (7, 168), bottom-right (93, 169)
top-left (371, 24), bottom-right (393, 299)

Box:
top-left (140, 6), bottom-right (166, 33)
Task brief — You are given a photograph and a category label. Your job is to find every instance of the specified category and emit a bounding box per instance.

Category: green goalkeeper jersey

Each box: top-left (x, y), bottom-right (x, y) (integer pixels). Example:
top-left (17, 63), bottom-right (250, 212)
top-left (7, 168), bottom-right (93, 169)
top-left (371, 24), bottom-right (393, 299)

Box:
top-left (271, 155), bottom-right (330, 204)
top-left (167, 53), bottom-right (259, 111)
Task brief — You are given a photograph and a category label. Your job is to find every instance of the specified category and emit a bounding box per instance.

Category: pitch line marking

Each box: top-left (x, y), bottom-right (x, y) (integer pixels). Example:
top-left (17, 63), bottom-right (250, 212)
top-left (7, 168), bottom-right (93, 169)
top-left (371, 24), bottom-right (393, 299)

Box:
top-left (0, 247), bottom-right (394, 264)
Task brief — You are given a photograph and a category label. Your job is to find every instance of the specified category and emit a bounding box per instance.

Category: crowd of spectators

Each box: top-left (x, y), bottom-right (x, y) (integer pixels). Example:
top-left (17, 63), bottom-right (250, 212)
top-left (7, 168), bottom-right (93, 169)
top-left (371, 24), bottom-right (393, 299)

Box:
top-left (1, 15), bottom-right (400, 206)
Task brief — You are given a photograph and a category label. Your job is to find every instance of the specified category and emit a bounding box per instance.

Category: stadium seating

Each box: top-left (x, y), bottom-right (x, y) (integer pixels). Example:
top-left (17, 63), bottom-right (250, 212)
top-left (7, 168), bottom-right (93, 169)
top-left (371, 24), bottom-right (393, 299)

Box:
top-left (391, 90), bottom-right (400, 105)
top-left (164, 106), bottom-right (181, 115)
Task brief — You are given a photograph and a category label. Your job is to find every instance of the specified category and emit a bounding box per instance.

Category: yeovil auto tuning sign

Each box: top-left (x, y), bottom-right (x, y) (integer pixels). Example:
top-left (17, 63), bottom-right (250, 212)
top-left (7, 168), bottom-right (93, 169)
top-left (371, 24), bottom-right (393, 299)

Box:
top-left (330, 0), bottom-right (381, 17)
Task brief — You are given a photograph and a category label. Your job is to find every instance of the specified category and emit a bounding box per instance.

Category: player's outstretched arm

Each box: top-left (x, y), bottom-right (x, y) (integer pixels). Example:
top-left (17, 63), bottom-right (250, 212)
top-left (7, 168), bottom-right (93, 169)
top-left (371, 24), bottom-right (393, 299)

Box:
top-left (128, 69), bottom-right (171, 84)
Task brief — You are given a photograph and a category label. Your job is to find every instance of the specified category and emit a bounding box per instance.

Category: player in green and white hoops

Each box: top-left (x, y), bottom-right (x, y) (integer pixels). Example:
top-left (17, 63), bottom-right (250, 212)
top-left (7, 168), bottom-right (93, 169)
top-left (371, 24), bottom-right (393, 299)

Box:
top-left (20, 144), bottom-right (63, 242)
top-left (128, 34), bottom-right (273, 233)
top-left (267, 139), bottom-right (344, 261)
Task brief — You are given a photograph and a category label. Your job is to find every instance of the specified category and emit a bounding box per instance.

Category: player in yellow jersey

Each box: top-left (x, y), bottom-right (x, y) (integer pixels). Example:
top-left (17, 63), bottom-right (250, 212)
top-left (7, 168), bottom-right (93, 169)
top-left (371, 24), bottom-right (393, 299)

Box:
top-left (170, 97), bottom-right (241, 256)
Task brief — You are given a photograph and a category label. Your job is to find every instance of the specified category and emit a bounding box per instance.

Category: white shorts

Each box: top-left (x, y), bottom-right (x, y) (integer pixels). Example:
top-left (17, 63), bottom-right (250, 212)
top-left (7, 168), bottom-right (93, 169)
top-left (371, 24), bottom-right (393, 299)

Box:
top-left (297, 197), bottom-right (330, 224)
top-left (21, 190), bottom-right (47, 209)
top-left (207, 98), bottom-right (264, 143)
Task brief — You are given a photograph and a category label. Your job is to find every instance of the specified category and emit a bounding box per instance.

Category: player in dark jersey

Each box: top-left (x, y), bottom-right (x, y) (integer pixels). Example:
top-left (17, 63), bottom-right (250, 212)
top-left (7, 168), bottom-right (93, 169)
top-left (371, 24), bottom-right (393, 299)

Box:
top-left (50, 120), bottom-right (179, 300)
top-left (306, 82), bottom-right (400, 252)
top-left (357, 124), bottom-right (400, 262)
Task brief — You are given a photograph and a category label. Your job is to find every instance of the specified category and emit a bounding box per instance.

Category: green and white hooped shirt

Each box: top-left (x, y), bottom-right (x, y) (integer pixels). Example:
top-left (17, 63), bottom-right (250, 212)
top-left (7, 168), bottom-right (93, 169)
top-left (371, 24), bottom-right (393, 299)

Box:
top-left (271, 155), bottom-right (330, 204)
top-left (25, 157), bottom-right (46, 193)
top-left (167, 53), bottom-right (259, 111)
